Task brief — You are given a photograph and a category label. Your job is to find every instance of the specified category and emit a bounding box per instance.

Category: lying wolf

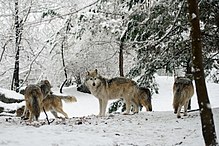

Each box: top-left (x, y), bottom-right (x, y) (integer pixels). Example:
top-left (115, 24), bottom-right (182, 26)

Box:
top-left (173, 77), bottom-right (194, 118)
top-left (85, 69), bottom-right (152, 116)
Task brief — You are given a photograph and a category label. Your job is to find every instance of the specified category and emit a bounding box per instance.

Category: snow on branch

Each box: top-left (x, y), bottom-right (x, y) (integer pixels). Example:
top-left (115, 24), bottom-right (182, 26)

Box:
top-left (132, 0), bottom-right (186, 48)
top-left (18, 44), bottom-right (47, 89)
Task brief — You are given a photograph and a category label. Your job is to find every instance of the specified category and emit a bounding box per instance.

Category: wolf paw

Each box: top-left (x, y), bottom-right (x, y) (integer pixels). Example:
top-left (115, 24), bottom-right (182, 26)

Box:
top-left (183, 113), bottom-right (187, 116)
top-left (177, 115), bottom-right (181, 118)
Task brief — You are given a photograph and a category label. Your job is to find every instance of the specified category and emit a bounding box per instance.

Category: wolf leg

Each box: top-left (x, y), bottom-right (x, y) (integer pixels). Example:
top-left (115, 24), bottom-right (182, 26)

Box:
top-left (131, 99), bottom-right (139, 114)
top-left (51, 110), bottom-right (59, 118)
top-left (21, 106), bottom-right (29, 120)
top-left (55, 107), bottom-right (69, 118)
top-left (29, 112), bottom-right (33, 123)
top-left (177, 105), bottom-right (182, 118)
top-left (98, 98), bottom-right (103, 116)
top-left (184, 101), bottom-right (189, 116)
top-left (101, 99), bottom-right (108, 116)
top-left (173, 98), bottom-right (179, 114)
top-left (124, 99), bottom-right (131, 115)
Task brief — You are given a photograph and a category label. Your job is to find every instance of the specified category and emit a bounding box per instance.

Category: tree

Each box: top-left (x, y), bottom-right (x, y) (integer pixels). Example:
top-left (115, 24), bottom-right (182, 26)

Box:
top-left (11, 0), bottom-right (21, 92)
top-left (187, 0), bottom-right (218, 145)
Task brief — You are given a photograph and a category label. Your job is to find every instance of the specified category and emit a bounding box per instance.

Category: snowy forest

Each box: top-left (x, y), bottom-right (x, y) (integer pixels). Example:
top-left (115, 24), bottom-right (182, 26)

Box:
top-left (0, 0), bottom-right (218, 92)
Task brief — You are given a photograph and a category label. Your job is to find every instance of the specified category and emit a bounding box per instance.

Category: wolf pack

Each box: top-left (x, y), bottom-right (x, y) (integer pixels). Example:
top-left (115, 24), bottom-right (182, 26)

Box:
top-left (20, 69), bottom-right (194, 123)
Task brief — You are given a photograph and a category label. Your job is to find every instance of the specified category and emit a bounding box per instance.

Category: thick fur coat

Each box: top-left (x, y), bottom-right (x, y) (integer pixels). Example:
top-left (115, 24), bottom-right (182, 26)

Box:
top-left (173, 77), bottom-right (194, 118)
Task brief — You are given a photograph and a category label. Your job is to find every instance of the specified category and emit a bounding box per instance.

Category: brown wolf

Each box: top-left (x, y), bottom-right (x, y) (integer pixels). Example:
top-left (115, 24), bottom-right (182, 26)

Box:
top-left (133, 87), bottom-right (152, 112)
top-left (22, 85), bottom-right (43, 122)
top-left (173, 77), bottom-right (194, 118)
top-left (21, 80), bottom-right (52, 120)
top-left (42, 94), bottom-right (77, 118)
top-left (85, 69), bottom-right (142, 116)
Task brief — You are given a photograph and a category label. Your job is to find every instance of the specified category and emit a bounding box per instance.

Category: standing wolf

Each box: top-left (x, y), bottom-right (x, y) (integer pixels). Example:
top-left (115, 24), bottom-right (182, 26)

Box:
top-left (22, 85), bottom-right (43, 122)
top-left (39, 80), bottom-right (77, 118)
top-left (21, 80), bottom-right (52, 121)
top-left (85, 69), bottom-right (146, 116)
top-left (173, 77), bottom-right (194, 118)
top-left (38, 80), bottom-right (52, 96)
top-left (22, 80), bottom-right (77, 120)
top-left (134, 87), bottom-right (152, 111)
top-left (42, 94), bottom-right (77, 118)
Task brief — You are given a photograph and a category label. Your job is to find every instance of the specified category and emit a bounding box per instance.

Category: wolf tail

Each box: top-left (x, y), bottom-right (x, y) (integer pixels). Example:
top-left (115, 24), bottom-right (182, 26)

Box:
top-left (60, 96), bottom-right (77, 103)
top-left (174, 85), bottom-right (184, 99)
top-left (173, 84), bottom-right (183, 114)
top-left (31, 90), bottom-right (41, 121)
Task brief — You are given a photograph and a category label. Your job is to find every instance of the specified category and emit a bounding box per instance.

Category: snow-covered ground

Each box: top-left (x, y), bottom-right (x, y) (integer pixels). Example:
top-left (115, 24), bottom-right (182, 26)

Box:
top-left (0, 76), bottom-right (219, 146)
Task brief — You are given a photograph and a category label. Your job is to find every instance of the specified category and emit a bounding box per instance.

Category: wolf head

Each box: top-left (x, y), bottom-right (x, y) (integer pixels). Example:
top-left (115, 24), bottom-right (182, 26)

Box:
top-left (39, 80), bottom-right (52, 96)
top-left (85, 69), bottom-right (102, 90)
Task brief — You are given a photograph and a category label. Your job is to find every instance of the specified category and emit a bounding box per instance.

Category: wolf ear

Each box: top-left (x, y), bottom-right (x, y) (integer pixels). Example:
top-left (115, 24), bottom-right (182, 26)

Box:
top-left (94, 69), bottom-right (98, 74)
top-left (86, 71), bottom-right (90, 75)
top-left (45, 80), bottom-right (49, 84)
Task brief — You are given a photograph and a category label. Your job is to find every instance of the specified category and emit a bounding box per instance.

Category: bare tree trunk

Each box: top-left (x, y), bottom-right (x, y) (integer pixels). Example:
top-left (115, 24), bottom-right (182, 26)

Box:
top-left (187, 0), bottom-right (218, 145)
top-left (60, 40), bottom-right (68, 93)
top-left (60, 19), bottom-right (71, 93)
top-left (11, 0), bottom-right (20, 92)
top-left (119, 45), bottom-right (124, 77)
top-left (186, 58), bottom-right (192, 110)
top-left (119, 22), bottom-right (132, 77)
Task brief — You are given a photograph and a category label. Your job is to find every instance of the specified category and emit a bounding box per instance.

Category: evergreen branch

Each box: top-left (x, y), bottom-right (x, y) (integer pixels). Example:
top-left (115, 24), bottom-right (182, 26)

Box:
top-left (131, 0), bottom-right (185, 47)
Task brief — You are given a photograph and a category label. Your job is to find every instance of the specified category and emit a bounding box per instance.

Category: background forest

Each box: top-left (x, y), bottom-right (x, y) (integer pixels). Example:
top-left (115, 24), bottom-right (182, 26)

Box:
top-left (0, 0), bottom-right (218, 93)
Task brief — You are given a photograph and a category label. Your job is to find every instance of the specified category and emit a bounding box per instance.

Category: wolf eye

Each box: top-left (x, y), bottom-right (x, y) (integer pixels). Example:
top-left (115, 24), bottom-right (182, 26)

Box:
top-left (90, 78), bottom-right (92, 80)
top-left (94, 78), bottom-right (96, 80)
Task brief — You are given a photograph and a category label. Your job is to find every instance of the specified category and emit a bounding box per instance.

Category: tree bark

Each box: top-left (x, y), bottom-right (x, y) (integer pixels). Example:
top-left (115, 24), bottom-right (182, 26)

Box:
top-left (186, 58), bottom-right (192, 110)
top-left (11, 0), bottom-right (21, 92)
top-left (119, 45), bottom-right (124, 77)
top-left (60, 19), bottom-right (70, 93)
top-left (187, 0), bottom-right (218, 145)
top-left (60, 38), bottom-right (68, 93)
top-left (119, 22), bottom-right (132, 77)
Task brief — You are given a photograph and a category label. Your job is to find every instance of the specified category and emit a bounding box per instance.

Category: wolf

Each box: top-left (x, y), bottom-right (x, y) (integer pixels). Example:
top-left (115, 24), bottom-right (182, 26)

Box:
top-left (85, 69), bottom-right (141, 116)
top-left (22, 85), bottom-right (43, 122)
top-left (38, 79), bottom-right (52, 96)
top-left (42, 94), bottom-right (77, 119)
top-left (39, 80), bottom-right (77, 118)
top-left (134, 87), bottom-right (152, 112)
top-left (21, 80), bottom-right (52, 120)
top-left (173, 76), bottom-right (194, 118)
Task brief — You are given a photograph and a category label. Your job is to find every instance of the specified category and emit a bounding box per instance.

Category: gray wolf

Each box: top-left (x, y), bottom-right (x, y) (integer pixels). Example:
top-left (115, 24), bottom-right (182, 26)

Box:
top-left (38, 80), bottom-right (52, 96)
top-left (85, 69), bottom-right (142, 116)
top-left (22, 85), bottom-right (43, 122)
top-left (21, 80), bottom-right (52, 121)
top-left (21, 80), bottom-right (77, 120)
top-left (173, 77), bottom-right (194, 118)
top-left (39, 79), bottom-right (77, 119)
top-left (42, 94), bottom-right (77, 118)
top-left (134, 87), bottom-right (152, 111)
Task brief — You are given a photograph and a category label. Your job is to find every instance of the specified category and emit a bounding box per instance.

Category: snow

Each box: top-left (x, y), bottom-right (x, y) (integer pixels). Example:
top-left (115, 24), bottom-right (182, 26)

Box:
top-left (192, 13), bottom-right (197, 19)
top-left (0, 76), bottom-right (219, 146)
